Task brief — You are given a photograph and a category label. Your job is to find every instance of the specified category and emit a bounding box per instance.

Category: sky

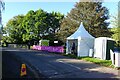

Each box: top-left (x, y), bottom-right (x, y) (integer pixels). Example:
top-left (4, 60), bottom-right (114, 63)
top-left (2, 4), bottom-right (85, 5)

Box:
top-left (2, 0), bottom-right (119, 28)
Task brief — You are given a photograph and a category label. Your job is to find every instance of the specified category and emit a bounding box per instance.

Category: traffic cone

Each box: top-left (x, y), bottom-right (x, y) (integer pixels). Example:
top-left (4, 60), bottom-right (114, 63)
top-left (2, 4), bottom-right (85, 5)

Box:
top-left (20, 64), bottom-right (27, 77)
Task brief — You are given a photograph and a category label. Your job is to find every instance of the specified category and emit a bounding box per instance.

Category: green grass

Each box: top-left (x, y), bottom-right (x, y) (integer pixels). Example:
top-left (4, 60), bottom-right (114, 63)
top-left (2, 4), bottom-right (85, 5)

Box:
top-left (63, 54), bottom-right (114, 68)
top-left (80, 57), bottom-right (112, 67)
top-left (63, 54), bottom-right (77, 58)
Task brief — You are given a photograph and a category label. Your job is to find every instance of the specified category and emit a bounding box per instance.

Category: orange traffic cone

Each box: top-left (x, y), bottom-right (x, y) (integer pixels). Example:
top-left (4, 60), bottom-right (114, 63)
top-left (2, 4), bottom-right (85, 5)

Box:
top-left (20, 64), bottom-right (27, 76)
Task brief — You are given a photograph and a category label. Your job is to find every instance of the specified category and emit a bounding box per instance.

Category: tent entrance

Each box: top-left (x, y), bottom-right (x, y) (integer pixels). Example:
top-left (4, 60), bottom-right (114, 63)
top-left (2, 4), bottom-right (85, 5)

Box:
top-left (106, 40), bottom-right (115, 60)
top-left (68, 39), bottom-right (78, 56)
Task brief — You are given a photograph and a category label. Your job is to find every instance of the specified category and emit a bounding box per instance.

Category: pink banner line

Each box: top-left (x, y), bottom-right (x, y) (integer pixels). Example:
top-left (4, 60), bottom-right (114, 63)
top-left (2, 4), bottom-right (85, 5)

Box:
top-left (32, 45), bottom-right (64, 53)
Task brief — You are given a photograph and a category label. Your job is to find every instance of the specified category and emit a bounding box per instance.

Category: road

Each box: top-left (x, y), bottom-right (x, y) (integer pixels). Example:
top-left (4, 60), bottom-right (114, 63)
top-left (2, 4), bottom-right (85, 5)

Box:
top-left (2, 47), bottom-right (120, 79)
top-left (2, 48), bottom-right (44, 79)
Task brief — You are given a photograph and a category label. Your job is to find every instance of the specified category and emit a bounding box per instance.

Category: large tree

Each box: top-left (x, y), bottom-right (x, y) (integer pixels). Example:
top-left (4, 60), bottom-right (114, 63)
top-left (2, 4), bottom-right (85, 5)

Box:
top-left (0, 0), bottom-right (5, 26)
top-left (0, 0), bottom-right (5, 42)
top-left (45, 11), bottom-right (64, 34)
top-left (22, 9), bottom-right (64, 43)
top-left (4, 9), bottom-right (64, 45)
top-left (58, 1), bottom-right (110, 42)
top-left (110, 14), bottom-right (120, 46)
top-left (44, 11), bottom-right (64, 46)
top-left (5, 15), bottom-right (24, 43)
top-left (21, 9), bottom-right (47, 42)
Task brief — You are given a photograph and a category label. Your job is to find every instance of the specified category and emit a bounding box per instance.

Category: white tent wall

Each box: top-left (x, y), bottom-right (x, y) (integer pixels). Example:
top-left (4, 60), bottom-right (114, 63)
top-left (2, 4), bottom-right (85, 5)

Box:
top-left (77, 37), bottom-right (94, 57)
top-left (94, 38), bottom-right (107, 60)
top-left (102, 39), bottom-right (107, 60)
top-left (94, 39), bottom-right (101, 59)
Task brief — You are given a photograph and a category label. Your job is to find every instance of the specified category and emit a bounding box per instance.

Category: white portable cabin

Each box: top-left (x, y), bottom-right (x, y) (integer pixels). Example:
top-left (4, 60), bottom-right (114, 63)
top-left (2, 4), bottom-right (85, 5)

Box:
top-left (66, 22), bottom-right (95, 57)
top-left (94, 37), bottom-right (115, 60)
top-left (39, 40), bottom-right (49, 46)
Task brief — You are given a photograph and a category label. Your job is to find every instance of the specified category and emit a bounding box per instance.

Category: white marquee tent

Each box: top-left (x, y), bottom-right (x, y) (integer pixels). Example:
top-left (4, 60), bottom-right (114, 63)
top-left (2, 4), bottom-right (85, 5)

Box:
top-left (66, 22), bottom-right (95, 57)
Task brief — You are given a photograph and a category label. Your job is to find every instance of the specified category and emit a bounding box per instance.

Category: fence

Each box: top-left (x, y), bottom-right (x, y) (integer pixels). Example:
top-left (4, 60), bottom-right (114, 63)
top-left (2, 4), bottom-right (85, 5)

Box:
top-left (8, 44), bottom-right (28, 49)
top-left (32, 45), bottom-right (64, 53)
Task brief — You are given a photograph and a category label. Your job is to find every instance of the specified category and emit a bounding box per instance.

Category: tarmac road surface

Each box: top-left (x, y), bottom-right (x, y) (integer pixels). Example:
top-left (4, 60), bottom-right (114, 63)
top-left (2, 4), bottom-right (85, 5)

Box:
top-left (2, 47), bottom-right (120, 79)
top-left (2, 48), bottom-right (44, 79)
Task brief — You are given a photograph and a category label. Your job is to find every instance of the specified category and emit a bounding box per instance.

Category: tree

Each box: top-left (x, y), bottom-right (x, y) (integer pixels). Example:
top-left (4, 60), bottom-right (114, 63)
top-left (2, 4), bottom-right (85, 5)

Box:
top-left (44, 11), bottom-right (64, 46)
top-left (58, 1), bottom-right (110, 42)
top-left (0, 0), bottom-right (5, 25)
top-left (45, 11), bottom-right (64, 34)
top-left (21, 9), bottom-right (64, 44)
top-left (4, 9), bottom-right (64, 45)
top-left (111, 14), bottom-right (120, 46)
top-left (5, 15), bottom-right (24, 43)
top-left (22, 10), bottom-right (36, 42)
top-left (21, 9), bottom-right (49, 44)
top-left (0, 0), bottom-right (5, 42)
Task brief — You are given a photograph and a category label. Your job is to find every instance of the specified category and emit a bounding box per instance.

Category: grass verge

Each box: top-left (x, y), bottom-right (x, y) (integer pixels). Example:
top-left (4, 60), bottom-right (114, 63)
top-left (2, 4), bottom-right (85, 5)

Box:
top-left (63, 54), bottom-right (115, 68)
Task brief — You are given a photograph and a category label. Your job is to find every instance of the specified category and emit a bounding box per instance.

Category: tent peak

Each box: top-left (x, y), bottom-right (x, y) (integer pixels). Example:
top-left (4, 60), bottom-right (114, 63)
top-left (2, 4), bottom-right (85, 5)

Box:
top-left (80, 22), bottom-right (83, 25)
top-left (67, 22), bottom-right (94, 39)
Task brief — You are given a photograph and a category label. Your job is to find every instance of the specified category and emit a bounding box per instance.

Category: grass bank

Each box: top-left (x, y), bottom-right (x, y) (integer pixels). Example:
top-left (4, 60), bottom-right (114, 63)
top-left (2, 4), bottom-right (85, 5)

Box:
top-left (63, 54), bottom-right (115, 68)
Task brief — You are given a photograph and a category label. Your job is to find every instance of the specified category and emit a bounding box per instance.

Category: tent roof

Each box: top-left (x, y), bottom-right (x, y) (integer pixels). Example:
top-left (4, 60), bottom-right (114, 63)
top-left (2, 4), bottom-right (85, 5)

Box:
top-left (67, 22), bottom-right (94, 40)
top-left (95, 37), bottom-right (115, 41)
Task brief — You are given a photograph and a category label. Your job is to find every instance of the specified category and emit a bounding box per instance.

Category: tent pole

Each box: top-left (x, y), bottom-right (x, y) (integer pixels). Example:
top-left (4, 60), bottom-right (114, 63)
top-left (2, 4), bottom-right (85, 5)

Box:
top-left (66, 40), bottom-right (69, 55)
top-left (77, 39), bottom-right (80, 57)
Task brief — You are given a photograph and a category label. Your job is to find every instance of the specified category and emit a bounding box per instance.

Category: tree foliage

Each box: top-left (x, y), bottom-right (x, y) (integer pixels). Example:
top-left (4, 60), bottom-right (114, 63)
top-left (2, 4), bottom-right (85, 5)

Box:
top-left (3, 9), bottom-right (64, 45)
top-left (58, 1), bottom-right (110, 42)
top-left (5, 15), bottom-right (24, 43)
top-left (0, 0), bottom-right (5, 41)
top-left (111, 14), bottom-right (120, 46)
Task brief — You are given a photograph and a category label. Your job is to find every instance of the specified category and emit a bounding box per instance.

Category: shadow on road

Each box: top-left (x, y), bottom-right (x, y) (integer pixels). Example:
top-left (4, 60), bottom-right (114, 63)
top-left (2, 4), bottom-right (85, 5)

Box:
top-left (2, 51), bottom-right (44, 79)
top-left (2, 48), bottom-right (119, 79)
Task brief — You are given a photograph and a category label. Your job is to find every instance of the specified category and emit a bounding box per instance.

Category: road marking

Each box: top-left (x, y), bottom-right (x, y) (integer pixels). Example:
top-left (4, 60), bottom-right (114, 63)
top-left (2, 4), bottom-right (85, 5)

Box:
top-left (43, 70), bottom-right (55, 73)
top-left (58, 61), bottom-right (63, 62)
top-left (58, 60), bottom-right (81, 70)
top-left (54, 72), bottom-right (58, 75)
